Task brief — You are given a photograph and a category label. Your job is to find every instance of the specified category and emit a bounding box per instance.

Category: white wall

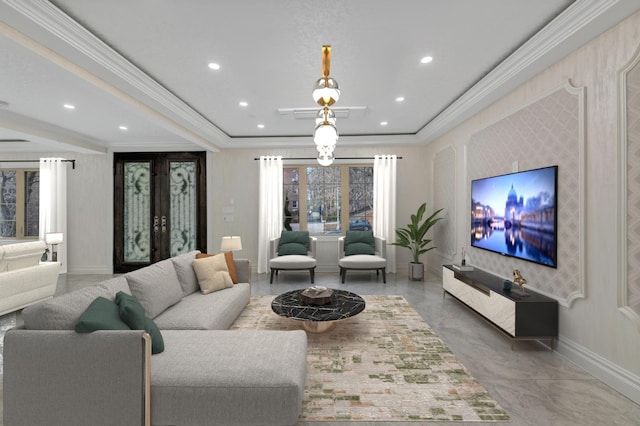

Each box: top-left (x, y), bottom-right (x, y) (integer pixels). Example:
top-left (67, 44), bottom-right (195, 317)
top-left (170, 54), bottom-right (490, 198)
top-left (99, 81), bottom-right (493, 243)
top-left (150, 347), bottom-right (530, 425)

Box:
top-left (0, 151), bottom-right (113, 274)
top-left (209, 144), bottom-right (430, 273)
top-left (423, 10), bottom-right (640, 403)
top-left (2, 143), bottom-right (431, 276)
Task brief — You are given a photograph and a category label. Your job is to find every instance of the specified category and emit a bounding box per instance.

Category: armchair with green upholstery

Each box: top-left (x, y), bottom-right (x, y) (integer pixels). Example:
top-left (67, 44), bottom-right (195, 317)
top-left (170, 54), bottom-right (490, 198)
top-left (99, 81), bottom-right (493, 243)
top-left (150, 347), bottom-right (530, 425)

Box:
top-left (269, 231), bottom-right (317, 284)
top-left (338, 230), bottom-right (387, 283)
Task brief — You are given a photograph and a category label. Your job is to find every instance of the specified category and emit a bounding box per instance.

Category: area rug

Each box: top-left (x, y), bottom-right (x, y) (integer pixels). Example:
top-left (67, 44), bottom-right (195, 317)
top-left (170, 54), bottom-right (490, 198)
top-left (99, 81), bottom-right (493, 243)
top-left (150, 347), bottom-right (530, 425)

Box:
top-left (230, 295), bottom-right (510, 422)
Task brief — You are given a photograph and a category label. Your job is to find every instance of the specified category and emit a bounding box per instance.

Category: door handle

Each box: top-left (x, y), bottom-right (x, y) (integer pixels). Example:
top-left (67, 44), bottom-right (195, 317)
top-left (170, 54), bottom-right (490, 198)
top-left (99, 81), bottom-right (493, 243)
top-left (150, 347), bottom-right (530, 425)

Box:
top-left (161, 215), bottom-right (167, 233)
top-left (153, 216), bottom-right (159, 234)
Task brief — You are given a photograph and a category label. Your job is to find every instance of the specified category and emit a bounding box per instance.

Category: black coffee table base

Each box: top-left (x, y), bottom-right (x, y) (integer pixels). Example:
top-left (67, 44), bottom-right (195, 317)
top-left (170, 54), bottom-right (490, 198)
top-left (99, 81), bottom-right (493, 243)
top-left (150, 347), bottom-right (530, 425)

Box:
top-left (271, 289), bottom-right (366, 333)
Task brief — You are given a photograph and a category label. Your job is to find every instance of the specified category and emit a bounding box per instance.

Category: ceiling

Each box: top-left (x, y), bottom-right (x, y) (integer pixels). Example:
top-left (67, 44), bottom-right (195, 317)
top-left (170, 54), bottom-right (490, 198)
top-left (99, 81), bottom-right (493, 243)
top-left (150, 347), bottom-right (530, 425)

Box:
top-left (0, 0), bottom-right (639, 154)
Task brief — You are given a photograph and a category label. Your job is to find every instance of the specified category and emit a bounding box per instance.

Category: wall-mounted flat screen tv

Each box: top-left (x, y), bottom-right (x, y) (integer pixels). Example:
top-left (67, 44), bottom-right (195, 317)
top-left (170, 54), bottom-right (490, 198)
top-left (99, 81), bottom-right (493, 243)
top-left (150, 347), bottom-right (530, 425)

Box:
top-left (470, 165), bottom-right (558, 268)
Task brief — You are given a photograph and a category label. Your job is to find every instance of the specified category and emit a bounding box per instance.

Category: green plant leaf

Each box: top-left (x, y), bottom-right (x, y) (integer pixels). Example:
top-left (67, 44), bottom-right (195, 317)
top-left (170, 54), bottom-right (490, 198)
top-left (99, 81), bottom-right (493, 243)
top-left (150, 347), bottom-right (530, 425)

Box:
top-left (391, 203), bottom-right (443, 264)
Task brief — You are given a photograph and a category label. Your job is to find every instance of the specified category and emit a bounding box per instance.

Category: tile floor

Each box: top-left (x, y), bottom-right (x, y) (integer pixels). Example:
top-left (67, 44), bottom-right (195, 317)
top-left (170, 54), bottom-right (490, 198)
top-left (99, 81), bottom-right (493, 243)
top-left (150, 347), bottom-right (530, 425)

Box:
top-left (1, 269), bottom-right (639, 426)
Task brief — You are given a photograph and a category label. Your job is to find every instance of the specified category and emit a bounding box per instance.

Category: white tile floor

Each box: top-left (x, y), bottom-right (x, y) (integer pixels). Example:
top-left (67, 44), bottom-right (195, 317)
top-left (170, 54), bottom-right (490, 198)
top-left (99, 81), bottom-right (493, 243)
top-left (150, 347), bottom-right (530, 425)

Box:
top-left (2, 269), bottom-right (639, 426)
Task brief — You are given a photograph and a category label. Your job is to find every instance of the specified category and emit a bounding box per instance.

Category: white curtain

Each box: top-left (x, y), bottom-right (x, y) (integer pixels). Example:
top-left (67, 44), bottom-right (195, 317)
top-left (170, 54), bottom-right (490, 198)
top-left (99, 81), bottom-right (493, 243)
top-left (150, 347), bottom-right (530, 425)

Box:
top-left (257, 156), bottom-right (283, 273)
top-left (373, 154), bottom-right (397, 273)
top-left (39, 158), bottom-right (68, 273)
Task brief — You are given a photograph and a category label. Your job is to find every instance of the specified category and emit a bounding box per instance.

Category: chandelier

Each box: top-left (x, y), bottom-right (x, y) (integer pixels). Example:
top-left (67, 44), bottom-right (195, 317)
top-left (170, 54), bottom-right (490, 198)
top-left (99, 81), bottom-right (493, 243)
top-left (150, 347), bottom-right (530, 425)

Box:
top-left (313, 45), bottom-right (340, 166)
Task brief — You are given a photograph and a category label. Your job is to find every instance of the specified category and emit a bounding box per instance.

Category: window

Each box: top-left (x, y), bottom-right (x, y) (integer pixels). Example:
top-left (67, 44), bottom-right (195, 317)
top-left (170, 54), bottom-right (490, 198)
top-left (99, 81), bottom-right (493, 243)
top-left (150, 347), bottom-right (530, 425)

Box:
top-left (0, 169), bottom-right (39, 239)
top-left (283, 165), bottom-right (373, 235)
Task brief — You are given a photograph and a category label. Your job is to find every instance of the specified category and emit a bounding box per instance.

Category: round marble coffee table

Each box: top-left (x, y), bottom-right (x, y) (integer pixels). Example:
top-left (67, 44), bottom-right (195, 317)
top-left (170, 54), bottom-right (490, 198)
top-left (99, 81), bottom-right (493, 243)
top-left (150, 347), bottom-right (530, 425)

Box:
top-left (271, 288), bottom-right (366, 333)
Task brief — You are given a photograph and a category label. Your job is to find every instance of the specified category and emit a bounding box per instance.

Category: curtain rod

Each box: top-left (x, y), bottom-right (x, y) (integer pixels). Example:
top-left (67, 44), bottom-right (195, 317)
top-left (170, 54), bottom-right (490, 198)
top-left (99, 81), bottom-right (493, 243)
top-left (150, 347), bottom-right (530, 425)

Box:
top-left (0, 159), bottom-right (76, 169)
top-left (253, 156), bottom-right (402, 160)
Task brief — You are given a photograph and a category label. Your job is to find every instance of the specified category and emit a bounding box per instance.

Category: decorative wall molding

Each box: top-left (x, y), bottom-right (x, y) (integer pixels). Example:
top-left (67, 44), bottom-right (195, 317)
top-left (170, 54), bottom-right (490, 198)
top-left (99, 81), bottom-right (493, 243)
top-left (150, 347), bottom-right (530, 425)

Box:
top-left (466, 80), bottom-right (586, 307)
top-left (617, 41), bottom-right (640, 331)
top-left (432, 145), bottom-right (457, 261)
top-left (418, 0), bottom-right (634, 144)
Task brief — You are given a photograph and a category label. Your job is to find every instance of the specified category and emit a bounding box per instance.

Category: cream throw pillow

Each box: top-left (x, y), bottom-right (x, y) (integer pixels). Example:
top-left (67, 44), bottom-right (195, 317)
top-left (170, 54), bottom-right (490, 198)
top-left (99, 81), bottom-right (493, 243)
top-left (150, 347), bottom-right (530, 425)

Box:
top-left (192, 254), bottom-right (234, 294)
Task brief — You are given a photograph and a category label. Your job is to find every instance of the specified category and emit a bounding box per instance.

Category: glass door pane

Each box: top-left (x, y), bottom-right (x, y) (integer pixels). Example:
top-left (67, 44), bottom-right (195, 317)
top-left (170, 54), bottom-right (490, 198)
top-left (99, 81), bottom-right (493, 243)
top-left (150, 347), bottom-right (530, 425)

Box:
top-left (169, 161), bottom-right (197, 257)
top-left (123, 161), bottom-right (151, 263)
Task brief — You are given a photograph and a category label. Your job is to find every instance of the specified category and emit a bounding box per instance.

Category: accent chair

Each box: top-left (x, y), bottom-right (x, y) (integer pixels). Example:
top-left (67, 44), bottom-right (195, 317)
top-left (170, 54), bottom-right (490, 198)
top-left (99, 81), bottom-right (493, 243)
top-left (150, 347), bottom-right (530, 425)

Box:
top-left (338, 230), bottom-right (387, 283)
top-left (269, 231), bottom-right (317, 284)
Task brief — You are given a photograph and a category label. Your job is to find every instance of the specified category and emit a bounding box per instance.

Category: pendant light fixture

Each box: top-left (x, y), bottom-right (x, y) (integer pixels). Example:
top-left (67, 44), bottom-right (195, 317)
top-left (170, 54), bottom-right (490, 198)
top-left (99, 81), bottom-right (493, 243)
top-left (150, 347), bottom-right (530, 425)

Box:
top-left (313, 45), bottom-right (340, 166)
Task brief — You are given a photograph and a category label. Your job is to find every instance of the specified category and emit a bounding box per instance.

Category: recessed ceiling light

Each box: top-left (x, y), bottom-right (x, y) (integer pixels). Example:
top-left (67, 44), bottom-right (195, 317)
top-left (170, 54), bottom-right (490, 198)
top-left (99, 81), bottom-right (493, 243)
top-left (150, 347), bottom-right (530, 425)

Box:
top-left (380, 121), bottom-right (388, 126)
top-left (395, 96), bottom-right (405, 102)
top-left (239, 101), bottom-right (248, 107)
top-left (420, 56), bottom-right (433, 64)
top-left (257, 124), bottom-right (265, 129)
top-left (119, 126), bottom-right (128, 131)
top-left (63, 104), bottom-right (75, 110)
top-left (208, 62), bottom-right (220, 70)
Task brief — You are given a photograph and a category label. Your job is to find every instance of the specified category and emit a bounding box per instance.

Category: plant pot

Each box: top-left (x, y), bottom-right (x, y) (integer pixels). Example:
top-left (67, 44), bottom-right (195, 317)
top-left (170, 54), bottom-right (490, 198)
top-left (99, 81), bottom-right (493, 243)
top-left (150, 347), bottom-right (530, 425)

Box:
top-left (408, 262), bottom-right (424, 281)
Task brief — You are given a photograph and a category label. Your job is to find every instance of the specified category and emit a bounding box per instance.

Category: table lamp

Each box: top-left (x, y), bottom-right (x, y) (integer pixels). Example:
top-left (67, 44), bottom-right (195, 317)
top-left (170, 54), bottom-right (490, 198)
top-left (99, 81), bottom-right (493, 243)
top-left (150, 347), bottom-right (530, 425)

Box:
top-left (220, 236), bottom-right (242, 252)
top-left (45, 232), bottom-right (64, 262)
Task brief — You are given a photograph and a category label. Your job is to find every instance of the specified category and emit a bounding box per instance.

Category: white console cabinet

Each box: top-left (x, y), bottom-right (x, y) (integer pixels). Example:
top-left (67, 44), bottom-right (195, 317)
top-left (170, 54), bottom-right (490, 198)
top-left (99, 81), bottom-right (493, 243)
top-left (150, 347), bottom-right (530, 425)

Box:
top-left (443, 265), bottom-right (558, 348)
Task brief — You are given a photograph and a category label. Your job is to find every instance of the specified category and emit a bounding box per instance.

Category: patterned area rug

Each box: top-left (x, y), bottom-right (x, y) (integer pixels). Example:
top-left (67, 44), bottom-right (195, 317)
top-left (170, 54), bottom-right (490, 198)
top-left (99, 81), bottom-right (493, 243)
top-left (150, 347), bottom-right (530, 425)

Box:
top-left (230, 295), bottom-right (510, 422)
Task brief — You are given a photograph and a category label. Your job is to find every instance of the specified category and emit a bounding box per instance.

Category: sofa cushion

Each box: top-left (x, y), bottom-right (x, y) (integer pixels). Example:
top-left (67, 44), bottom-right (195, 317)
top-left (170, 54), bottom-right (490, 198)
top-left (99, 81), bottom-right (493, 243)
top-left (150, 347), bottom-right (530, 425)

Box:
top-left (153, 283), bottom-right (251, 330)
top-left (125, 259), bottom-right (183, 319)
top-left (22, 276), bottom-right (130, 330)
top-left (150, 330), bottom-right (307, 426)
top-left (192, 254), bottom-right (233, 294)
top-left (344, 230), bottom-right (375, 255)
top-left (75, 297), bottom-right (130, 333)
top-left (196, 252), bottom-right (238, 284)
top-left (278, 231), bottom-right (309, 255)
top-left (170, 251), bottom-right (201, 296)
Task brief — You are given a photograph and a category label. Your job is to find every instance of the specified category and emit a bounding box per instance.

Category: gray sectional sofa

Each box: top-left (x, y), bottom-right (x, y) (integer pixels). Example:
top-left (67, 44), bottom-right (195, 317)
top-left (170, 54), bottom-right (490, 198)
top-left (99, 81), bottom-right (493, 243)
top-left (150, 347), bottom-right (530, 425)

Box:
top-left (3, 251), bottom-right (308, 426)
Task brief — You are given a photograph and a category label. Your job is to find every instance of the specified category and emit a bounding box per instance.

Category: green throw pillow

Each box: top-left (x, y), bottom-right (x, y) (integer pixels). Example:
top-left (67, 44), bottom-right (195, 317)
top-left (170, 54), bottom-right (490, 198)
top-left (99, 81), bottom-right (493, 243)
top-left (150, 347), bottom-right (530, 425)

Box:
top-left (278, 231), bottom-right (310, 255)
top-left (115, 291), bottom-right (146, 330)
top-left (75, 297), bottom-right (130, 333)
top-left (344, 230), bottom-right (375, 256)
top-left (115, 291), bottom-right (164, 355)
top-left (144, 317), bottom-right (165, 354)
top-left (278, 242), bottom-right (308, 255)
top-left (279, 231), bottom-right (309, 248)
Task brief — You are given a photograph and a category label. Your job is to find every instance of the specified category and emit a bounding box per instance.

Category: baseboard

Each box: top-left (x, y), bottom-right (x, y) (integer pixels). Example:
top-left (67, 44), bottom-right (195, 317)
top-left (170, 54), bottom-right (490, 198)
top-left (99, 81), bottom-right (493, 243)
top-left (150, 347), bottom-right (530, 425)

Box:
top-left (556, 336), bottom-right (640, 404)
top-left (66, 266), bottom-right (113, 274)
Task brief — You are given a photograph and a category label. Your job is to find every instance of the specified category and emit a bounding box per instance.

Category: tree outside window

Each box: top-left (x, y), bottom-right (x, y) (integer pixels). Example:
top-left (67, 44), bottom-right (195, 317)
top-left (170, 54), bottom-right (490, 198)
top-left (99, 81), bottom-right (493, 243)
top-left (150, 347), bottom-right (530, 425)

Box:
top-left (0, 169), bottom-right (39, 238)
top-left (283, 165), bottom-right (373, 235)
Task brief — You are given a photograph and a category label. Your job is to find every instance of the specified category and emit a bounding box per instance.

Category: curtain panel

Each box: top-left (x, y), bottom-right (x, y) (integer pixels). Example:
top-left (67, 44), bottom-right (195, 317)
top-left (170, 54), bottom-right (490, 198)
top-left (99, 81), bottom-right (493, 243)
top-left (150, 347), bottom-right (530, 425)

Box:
top-left (39, 158), bottom-right (68, 273)
top-left (373, 154), bottom-right (397, 273)
top-left (257, 156), bottom-right (283, 273)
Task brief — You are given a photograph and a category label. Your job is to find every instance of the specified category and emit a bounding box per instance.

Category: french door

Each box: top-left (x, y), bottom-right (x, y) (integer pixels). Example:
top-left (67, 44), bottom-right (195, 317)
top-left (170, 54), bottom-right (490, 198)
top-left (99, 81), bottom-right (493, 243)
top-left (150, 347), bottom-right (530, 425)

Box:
top-left (114, 152), bottom-right (207, 273)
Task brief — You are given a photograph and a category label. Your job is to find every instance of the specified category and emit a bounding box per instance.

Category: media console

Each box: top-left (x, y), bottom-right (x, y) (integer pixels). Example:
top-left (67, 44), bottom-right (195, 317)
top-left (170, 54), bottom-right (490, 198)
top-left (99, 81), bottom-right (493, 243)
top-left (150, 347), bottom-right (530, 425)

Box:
top-left (442, 265), bottom-right (558, 349)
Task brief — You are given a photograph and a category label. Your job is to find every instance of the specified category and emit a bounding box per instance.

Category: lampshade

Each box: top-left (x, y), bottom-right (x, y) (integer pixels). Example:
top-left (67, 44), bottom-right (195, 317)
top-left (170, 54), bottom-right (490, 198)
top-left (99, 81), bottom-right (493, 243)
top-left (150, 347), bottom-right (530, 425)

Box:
top-left (313, 122), bottom-right (338, 146)
top-left (312, 77), bottom-right (340, 106)
top-left (45, 232), bottom-right (64, 245)
top-left (220, 236), bottom-right (242, 252)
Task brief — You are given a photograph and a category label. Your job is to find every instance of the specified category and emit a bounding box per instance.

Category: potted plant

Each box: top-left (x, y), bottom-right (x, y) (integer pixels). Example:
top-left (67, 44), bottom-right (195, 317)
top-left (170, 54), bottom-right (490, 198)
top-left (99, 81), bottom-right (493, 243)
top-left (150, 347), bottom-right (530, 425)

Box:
top-left (390, 202), bottom-right (444, 280)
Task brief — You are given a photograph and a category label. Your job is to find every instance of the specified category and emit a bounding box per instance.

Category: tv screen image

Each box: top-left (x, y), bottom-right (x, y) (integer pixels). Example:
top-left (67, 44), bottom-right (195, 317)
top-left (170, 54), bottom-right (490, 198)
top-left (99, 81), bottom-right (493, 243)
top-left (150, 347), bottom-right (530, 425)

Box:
top-left (470, 165), bottom-right (558, 268)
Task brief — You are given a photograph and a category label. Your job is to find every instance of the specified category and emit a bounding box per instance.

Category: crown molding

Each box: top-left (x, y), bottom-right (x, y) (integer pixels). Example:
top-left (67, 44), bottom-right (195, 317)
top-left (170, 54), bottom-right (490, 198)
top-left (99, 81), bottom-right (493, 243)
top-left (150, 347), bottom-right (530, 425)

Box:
top-left (418, 0), bottom-right (638, 143)
top-left (2, 0), bottom-right (230, 148)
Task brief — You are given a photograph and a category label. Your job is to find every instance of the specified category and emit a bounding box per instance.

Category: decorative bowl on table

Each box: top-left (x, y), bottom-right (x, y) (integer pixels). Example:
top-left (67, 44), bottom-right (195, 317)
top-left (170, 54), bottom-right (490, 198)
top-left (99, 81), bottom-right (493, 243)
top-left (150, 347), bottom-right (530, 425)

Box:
top-left (300, 286), bottom-right (333, 306)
